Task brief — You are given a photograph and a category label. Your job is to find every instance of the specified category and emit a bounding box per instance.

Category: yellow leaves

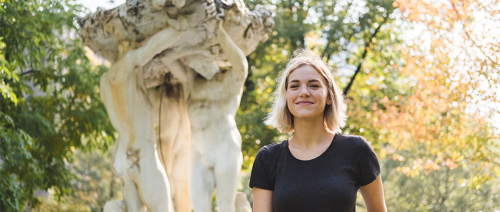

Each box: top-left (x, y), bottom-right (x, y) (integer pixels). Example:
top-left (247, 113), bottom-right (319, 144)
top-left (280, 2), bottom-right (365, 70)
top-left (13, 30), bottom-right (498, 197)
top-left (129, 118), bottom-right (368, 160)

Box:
top-left (305, 30), bottom-right (323, 48)
top-left (392, 154), bottom-right (405, 162)
top-left (481, 162), bottom-right (490, 169)
top-left (396, 166), bottom-right (413, 176)
top-left (380, 96), bottom-right (390, 105)
top-left (345, 0), bottom-right (499, 181)
top-left (439, 105), bottom-right (450, 113)
top-left (379, 147), bottom-right (387, 159)
top-left (392, 1), bottom-right (401, 10)
top-left (494, 166), bottom-right (500, 177)
top-left (424, 159), bottom-right (440, 172)
top-left (470, 175), bottom-right (489, 189)
top-left (460, 178), bottom-right (467, 187)
top-left (407, 13), bottom-right (419, 21)
top-left (445, 158), bottom-right (459, 170)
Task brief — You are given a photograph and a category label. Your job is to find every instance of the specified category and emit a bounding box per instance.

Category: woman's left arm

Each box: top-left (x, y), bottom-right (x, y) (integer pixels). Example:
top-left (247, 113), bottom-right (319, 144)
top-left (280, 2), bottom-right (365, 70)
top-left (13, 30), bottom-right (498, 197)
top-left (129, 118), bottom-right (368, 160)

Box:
top-left (359, 174), bottom-right (387, 212)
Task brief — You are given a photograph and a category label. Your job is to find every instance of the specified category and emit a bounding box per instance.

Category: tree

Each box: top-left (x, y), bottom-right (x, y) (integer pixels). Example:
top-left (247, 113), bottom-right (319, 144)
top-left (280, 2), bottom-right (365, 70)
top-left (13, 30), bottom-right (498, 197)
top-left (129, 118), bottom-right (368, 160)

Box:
top-left (0, 0), bottom-right (114, 210)
top-left (35, 149), bottom-right (122, 212)
top-left (367, 0), bottom-right (500, 178)
top-left (336, 0), bottom-right (500, 209)
top-left (238, 0), bottom-right (400, 169)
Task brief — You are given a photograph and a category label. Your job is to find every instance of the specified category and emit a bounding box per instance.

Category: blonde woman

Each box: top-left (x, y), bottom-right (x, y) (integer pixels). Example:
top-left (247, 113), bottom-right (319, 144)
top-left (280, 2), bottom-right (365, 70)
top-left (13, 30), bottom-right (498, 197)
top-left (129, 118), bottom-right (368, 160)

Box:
top-left (250, 50), bottom-right (387, 212)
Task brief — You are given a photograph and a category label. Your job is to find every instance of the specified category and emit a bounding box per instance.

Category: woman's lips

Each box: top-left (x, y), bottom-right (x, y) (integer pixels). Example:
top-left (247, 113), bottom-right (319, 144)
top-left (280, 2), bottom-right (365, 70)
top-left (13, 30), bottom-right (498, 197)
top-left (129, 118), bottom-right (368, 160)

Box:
top-left (296, 101), bottom-right (314, 105)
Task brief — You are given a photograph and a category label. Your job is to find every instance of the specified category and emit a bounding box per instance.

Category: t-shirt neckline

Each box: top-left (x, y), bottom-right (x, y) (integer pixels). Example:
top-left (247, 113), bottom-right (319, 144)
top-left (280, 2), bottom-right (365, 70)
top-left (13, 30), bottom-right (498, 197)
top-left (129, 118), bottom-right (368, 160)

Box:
top-left (285, 133), bottom-right (338, 162)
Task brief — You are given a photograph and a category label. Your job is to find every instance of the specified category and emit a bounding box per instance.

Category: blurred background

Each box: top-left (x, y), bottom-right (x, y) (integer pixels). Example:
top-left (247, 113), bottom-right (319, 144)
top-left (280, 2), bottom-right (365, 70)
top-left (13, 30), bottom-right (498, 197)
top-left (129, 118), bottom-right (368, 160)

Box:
top-left (1, 0), bottom-right (499, 211)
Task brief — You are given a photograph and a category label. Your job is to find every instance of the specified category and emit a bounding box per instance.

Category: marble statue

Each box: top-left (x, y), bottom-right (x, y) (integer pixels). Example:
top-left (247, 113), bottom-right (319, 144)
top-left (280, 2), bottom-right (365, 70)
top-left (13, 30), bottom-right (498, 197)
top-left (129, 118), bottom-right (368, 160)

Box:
top-left (77, 0), bottom-right (273, 211)
top-left (185, 18), bottom-right (248, 212)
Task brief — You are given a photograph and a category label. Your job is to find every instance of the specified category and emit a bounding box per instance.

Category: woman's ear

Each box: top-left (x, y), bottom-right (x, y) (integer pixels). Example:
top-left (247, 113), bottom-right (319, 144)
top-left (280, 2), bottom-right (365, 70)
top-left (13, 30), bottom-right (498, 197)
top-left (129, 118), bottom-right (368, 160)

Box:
top-left (326, 94), bottom-right (333, 105)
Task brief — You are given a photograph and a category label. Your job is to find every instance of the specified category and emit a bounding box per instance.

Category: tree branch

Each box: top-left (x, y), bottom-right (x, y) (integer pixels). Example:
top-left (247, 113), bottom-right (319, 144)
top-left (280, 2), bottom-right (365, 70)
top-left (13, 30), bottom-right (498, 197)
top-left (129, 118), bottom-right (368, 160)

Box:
top-left (21, 69), bottom-right (37, 76)
top-left (342, 15), bottom-right (388, 96)
top-left (320, 1), bottom-right (351, 61)
top-left (450, 0), bottom-right (499, 66)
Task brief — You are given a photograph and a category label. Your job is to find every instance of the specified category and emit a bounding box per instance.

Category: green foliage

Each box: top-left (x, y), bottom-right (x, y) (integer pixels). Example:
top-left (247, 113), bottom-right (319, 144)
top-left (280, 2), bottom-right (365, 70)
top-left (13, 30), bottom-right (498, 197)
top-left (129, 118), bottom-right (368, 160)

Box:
top-left (36, 149), bottom-right (122, 211)
top-left (238, 0), bottom-right (399, 167)
top-left (0, 0), bottom-right (114, 210)
top-left (382, 157), bottom-right (500, 212)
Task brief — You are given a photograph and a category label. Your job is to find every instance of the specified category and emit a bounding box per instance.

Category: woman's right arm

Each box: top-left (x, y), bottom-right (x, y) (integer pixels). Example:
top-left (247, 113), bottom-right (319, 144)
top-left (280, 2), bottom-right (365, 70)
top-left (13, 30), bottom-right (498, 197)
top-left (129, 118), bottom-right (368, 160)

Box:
top-left (253, 187), bottom-right (273, 212)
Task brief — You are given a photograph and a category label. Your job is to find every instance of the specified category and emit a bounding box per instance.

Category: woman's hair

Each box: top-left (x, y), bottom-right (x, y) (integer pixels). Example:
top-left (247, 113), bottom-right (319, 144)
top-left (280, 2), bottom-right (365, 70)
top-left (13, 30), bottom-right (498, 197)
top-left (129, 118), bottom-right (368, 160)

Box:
top-left (264, 49), bottom-right (347, 133)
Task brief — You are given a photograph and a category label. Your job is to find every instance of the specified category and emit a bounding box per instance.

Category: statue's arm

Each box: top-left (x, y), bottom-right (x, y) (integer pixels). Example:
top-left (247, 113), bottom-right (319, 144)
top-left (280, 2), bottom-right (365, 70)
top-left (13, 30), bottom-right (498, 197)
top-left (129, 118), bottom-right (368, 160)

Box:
top-left (217, 22), bottom-right (248, 82)
top-left (133, 0), bottom-right (217, 67)
top-left (107, 27), bottom-right (185, 84)
top-left (106, 2), bottom-right (216, 84)
top-left (160, 46), bottom-right (212, 84)
top-left (132, 27), bottom-right (186, 67)
top-left (161, 46), bottom-right (211, 65)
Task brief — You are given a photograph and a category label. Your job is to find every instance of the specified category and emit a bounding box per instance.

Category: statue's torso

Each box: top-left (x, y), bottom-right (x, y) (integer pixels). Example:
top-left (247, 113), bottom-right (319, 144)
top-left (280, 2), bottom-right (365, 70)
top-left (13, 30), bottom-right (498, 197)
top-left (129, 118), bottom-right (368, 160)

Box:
top-left (187, 68), bottom-right (245, 153)
top-left (105, 65), bottom-right (155, 142)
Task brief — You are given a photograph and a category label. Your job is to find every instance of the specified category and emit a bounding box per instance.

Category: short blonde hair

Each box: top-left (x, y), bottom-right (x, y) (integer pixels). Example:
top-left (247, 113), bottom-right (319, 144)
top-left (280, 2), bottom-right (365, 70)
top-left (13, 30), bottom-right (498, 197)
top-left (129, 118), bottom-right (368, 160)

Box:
top-left (264, 49), bottom-right (346, 133)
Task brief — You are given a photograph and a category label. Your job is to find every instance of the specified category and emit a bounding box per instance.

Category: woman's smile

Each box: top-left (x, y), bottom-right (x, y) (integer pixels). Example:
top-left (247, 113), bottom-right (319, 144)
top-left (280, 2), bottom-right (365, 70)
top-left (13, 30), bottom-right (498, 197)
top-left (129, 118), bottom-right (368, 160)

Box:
top-left (296, 100), bottom-right (314, 105)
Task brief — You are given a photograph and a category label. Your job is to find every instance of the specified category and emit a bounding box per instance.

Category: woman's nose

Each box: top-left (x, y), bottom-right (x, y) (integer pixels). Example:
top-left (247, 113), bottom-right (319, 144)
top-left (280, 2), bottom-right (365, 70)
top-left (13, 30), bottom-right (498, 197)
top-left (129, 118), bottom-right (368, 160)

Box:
top-left (299, 85), bottom-right (310, 97)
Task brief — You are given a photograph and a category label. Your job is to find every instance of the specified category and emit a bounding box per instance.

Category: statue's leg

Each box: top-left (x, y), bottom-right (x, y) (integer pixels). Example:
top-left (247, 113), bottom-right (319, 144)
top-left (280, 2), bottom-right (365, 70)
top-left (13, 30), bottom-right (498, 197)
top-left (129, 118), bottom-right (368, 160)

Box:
top-left (127, 141), bottom-right (173, 212)
top-left (101, 73), bottom-right (147, 212)
top-left (111, 138), bottom-right (145, 212)
top-left (149, 84), bottom-right (192, 212)
top-left (214, 128), bottom-right (243, 212)
top-left (123, 175), bottom-right (147, 212)
top-left (169, 114), bottom-right (192, 212)
top-left (161, 105), bottom-right (192, 212)
top-left (190, 151), bottom-right (216, 212)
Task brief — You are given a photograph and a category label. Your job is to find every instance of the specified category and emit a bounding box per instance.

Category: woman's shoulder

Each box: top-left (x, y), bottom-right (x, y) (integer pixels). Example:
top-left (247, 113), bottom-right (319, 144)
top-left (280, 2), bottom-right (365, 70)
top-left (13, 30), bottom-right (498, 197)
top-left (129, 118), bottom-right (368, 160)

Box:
top-left (334, 133), bottom-right (373, 151)
top-left (255, 140), bottom-right (287, 162)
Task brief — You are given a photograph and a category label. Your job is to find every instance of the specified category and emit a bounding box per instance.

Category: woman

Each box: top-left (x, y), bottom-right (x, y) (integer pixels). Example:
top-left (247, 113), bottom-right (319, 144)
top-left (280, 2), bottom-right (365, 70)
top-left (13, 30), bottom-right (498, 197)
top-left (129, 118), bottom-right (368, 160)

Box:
top-left (250, 50), bottom-right (386, 212)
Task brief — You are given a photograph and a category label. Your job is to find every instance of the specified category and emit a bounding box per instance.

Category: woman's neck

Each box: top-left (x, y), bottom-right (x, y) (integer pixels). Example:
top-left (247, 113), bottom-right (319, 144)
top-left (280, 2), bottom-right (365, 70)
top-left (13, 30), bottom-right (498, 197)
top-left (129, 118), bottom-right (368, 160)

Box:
top-left (290, 117), bottom-right (335, 150)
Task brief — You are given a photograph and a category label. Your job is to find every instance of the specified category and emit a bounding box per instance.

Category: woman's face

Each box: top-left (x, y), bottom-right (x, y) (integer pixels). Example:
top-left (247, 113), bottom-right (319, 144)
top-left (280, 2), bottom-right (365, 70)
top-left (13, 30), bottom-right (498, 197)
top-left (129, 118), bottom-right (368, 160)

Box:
top-left (286, 65), bottom-right (331, 121)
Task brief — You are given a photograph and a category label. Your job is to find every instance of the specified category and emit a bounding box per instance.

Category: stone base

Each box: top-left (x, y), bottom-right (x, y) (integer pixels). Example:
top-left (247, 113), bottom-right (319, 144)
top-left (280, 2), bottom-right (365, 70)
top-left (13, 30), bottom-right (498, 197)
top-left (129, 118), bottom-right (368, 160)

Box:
top-left (236, 192), bottom-right (252, 212)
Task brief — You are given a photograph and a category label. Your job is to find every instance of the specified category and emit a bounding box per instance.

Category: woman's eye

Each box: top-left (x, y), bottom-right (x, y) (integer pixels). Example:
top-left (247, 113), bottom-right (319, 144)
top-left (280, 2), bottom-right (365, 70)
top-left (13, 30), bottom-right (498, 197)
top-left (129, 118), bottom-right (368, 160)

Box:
top-left (310, 84), bottom-right (320, 88)
top-left (290, 85), bottom-right (299, 88)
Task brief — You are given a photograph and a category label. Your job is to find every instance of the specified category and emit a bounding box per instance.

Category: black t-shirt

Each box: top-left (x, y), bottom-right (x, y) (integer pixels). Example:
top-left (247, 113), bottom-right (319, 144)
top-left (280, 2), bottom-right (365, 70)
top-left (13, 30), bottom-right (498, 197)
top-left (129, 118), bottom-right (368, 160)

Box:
top-left (249, 133), bottom-right (381, 212)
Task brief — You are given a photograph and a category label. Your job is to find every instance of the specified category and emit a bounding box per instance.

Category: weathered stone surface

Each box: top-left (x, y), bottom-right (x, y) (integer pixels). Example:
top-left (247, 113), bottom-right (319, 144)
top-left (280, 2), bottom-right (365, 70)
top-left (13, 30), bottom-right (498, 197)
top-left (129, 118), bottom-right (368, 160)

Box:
top-left (78, 0), bottom-right (273, 62)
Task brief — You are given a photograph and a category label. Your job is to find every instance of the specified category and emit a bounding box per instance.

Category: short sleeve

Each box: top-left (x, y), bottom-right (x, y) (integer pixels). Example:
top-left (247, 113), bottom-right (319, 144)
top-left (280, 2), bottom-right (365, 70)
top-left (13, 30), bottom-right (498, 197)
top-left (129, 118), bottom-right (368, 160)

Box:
top-left (249, 146), bottom-right (274, 190)
top-left (356, 137), bottom-right (381, 186)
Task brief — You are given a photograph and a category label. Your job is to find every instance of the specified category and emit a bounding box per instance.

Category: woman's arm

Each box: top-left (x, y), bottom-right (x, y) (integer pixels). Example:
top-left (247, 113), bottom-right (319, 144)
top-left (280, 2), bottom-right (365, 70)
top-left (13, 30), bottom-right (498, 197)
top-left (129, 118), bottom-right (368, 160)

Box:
top-left (253, 187), bottom-right (273, 212)
top-left (359, 174), bottom-right (387, 212)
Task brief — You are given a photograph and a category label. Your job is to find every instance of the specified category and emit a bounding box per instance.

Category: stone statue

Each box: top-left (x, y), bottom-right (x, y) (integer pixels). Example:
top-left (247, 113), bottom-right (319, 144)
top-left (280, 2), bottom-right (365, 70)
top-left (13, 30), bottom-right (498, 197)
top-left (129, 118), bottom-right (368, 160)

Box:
top-left (185, 18), bottom-right (248, 212)
top-left (89, 1), bottom-right (216, 211)
top-left (77, 0), bottom-right (273, 211)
